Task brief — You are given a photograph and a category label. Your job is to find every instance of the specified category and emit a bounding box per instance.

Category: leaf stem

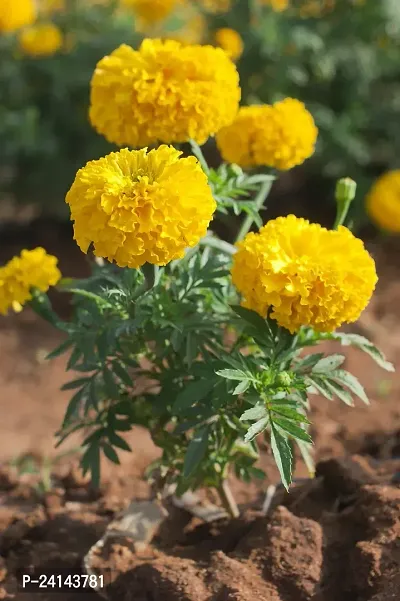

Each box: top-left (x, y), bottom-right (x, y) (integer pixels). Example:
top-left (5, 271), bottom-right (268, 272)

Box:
top-left (216, 479), bottom-right (240, 519)
top-left (199, 236), bottom-right (236, 256)
top-left (235, 179), bottom-right (274, 243)
top-left (189, 139), bottom-right (209, 174)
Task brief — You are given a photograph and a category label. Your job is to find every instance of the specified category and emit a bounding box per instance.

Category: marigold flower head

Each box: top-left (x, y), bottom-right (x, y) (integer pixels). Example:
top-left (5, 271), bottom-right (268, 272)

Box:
top-left (214, 28), bottom-right (244, 61)
top-left (89, 39), bottom-right (240, 147)
top-left (259, 0), bottom-right (289, 11)
top-left (0, 248), bottom-right (61, 315)
top-left (216, 99), bottom-right (318, 171)
top-left (231, 215), bottom-right (377, 333)
top-left (19, 23), bottom-right (63, 57)
top-left (365, 170), bottom-right (400, 233)
top-left (0, 0), bottom-right (36, 33)
top-left (65, 146), bottom-right (216, 268)
top-left (120, 0), bottom-right (177, 25)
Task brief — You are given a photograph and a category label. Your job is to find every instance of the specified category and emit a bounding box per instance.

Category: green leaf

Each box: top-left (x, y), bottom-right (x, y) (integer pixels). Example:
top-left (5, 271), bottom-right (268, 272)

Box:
top-left (46, 338), bottom-right (74, 360)
top-left (107, 431), bottom-right (132, 452)
top-left (306, 376), bottom-right (334, 400)
top-left (111, 361), bottom-right (133, 387)
top-left (61, 377), bottom-right (90, 391)
top-left (325, 380), bottom-right (354, 406)
top-left (103, 367), bottom-right (120, 399)
top-left (82, 446), bottom-right (101, 489)
top-left (67, 346), bottom-right (82, 370)
top-left (334, 333), bottom-right (394, 372)
top-left (240, 404), bottom-right (267, 422)
top-left (102, 443), bottom-right (120, 465)
top-left (182, 425), bottom-right (209, 479)
top-left (231, 305), bottom-right (273, 337)
top-left (330, 369), bottom-right (369, 404)
top-left (312, 354), bottom-right (346, 373)
top-left (244, 416), bottom-right (269, 442)
top-left (172, 378), bottom-right (216, 412)
top-left (233, 380), bottom-right (251, 395)
top-left (62, 387), bottom-right (86, 427)
top-left (271, 406), bottom-right (310, 424)
top-left (270, 424), bottom-right (292, 491)
top-left (216, 369), bottom-right (247, 381)
top-left (274, 418), bottom-right (313, 443)
top-left (297, 440), bottom-right (315, 477)
top-left (294, 352), bottom-right (325, 373)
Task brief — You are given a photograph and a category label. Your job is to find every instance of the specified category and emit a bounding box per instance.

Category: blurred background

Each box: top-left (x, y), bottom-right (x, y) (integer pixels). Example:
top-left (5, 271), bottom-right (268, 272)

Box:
top-left (0, 0), bottom-right (400, 485)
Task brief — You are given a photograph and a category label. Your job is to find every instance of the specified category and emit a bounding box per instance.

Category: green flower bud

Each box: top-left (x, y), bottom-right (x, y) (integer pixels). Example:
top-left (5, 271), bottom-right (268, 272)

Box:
top-left (335, 177), bottom-right (357, 205)
top-left (277, 371), bottom-right (292, 387)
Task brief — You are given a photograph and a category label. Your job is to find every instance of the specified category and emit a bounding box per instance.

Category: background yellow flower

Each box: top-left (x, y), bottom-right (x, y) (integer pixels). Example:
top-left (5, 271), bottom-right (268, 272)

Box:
top-left (0, 248), bottom-right (61, 315)
top-left (231, 215), bottom-right (377, 333)
top-left (120, 0), bottom-right (177, 25)
top-left (0, 0), bottom-right (36, 33)
top-left (19, 23), bottom-right (64, 57)
top-left (216, 99), bottom-right (318, 170)
top-left (214, 28), bottom-right (244, 61)
top-left (89, 39), bottom-right (240, 147)
top-left (66, 146), bottom-right (217, 268)
top-left (366, 171), bottom-right (400, 233)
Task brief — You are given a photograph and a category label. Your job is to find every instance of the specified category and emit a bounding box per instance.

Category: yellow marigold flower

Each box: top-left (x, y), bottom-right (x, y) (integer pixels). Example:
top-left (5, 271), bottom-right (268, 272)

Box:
top-left (231, 215), bottom-right (377, 333)
top-left (120, 0), bottom-right (177, 25)
top-left (19, 23), bottom-right (63, 57)
top-left (0, 248), bottom-right (61, 316)
top-left (365, 171), bottom-right (400, 233)
top-left (89, 39), bottom-right (240, 147)
top-left (216, 99), bottom-right (318, 171)
top-left (214, 28), bottom-right (244, 61)
top-left (65, 146), bottom-right (216, 268)
top-left (0, 0), bottom-right (36, 33)
top-left (259, 0), bottom-right (289, 11)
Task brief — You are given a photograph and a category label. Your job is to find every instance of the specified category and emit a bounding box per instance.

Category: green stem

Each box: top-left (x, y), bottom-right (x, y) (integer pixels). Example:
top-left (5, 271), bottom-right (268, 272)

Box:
top-left (216, 479), bottom-right (240, 519)
top-left (235, 179), bottom-right (274, 243)
top-left (333, 199), bottom-right (352, 230)
top-left (199, 236), bottom-right (236, 256)
top-left (189, 139), bottom-right (209, 174)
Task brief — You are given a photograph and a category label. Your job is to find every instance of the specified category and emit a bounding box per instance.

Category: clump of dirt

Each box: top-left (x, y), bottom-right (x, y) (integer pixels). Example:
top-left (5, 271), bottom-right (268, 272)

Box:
top-left (0, 455), bottom-right (399, 601)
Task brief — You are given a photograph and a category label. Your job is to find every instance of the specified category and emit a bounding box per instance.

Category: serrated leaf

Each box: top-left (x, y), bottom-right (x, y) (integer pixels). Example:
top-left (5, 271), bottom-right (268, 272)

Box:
top-left (61, 377), bottom-right (90, 391)
top-left (172, 379), bottom-right (215, 412)
top-left (67, 346), bottom-right (82, 370)
top-left (46, 338), bottom-right (74, 360)
top-left (216, 369), bottom-right (247, 381)
top-left (240, 404), bottom-right (268, 422)
top-left (81, 444), bottom-right (100, 489)
top-left (297, 440), bottom-right (315, 477)
top-left (111, 361), bottom-right (133, 387)
top-left (102, 443), bottom-right (120, 465)
top-left (62, 387), bottom-right (86, 427)
top-left (182, 425), bottom-right (209, 479)
top-left (271, 406), bottom-right (310, 424)
top-left (326, 380), bottom-right (354, 406)
top-left (274, 418), bottom-right (313, 443)
top-left (233, 380), bottom-right (251, 395)
top-left (329, 369), bottom-right (369, 404)
top-left (306, 376), bottom-right (334, 400)
top-left (244, 416), bottom-right (269, 442)
top-left (103, 367), bottom-right (120, 399)
top-left (270, 424), bottom-right (292, 491)
top-left (107, 431), bottom-right (132, 451)
top-left (334, 333), bottom-right (394, 372)
top-left (312, 354), bottom-right (346, 373)
top-left (231, 305), bottom-right (273, 338)
top-left (294, 352), bottom-right (325, 373)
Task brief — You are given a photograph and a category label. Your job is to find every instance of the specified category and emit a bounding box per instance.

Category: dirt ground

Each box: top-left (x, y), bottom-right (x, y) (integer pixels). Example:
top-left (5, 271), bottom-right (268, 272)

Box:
top-left (0, 226), bottom-right (400, 600)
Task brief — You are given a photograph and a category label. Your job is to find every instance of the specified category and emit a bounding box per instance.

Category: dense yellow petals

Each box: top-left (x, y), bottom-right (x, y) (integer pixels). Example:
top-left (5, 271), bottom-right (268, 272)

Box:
top-left (0, 248), bottom-right (61, 315)
top-left (365, 171), bottom-right (400, 234)
top-left (89, 39), bottom-right (240, 147)
top-left (0, 0), bottom-right (36, 33)
top-left (65, 146), bottom-right (217, 268)
top-left (231, 215), bottom-right (377, 333)
top-left (19, 23), bottom-right (63, 57)
top-left (216, 99), bottom-right (318, 170)
top-left (214, 28), bottom-right (244, 61)
top-left (120, 0), bottom-right (177, 25)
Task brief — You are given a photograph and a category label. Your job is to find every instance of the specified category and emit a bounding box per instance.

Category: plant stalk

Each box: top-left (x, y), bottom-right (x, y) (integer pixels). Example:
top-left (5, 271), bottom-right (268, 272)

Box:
top-left (235, 179), bottom-right (274, 243)
top-left (216, 479), bottom-right (240, 519)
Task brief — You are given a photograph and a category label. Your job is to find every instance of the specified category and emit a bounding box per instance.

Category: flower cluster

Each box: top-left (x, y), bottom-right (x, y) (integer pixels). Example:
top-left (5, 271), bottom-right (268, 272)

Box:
top-left (0, 248), bottom-right (61, 315)
top-left (65, 146), bottom-right (216, 268)
top-left (231, 215), bottom-right (377, 333)
top-left (214, 28), bottom-right (244, 61)
top-left (19, 23), bottom-right (63, 57)
top-left (216, 99), bottom-right (318, 170)
top-left (0, 0), bottom-right (36, 33)
top-left (366, 170), bottom-right (400, 233)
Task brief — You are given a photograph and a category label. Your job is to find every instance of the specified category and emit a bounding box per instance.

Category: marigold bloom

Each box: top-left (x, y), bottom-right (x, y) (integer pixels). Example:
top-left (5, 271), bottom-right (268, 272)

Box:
top-left (259, 0), bottom-right (289, 11)
top-left (19, 23), bottom-right (63, 57)
top-left (89, 39), bottom-right (240, 147)
top-left (65, 146), bottom-right (216, 268)
top-left (231, 215), bottom-right (377, 333)
top-left (0, 0), bottom-right (36, 33)
top-left (216, 99), bottom-right (318, 171)
top-left (365, 171), bottom-right (400, 233)
top-left (0, 248), bottom-right (61, 315)
top-left (214, 28), bottom-right (244, 61)
top-left (120, 0), bottom-right (177, 25)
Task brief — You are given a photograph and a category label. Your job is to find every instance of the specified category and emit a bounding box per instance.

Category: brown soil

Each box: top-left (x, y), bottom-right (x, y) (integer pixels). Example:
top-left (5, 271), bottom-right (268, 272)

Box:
top-left (0, 225), bottom-right (400, 600)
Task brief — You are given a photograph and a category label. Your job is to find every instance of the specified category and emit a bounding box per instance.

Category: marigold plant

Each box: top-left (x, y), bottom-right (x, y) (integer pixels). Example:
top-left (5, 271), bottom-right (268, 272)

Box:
top-left (19, 23), bottom-right (64, 57)
top-left (4, 36), bottom-right (394, 519)
top-left (89, 38), bottom-right (241, 147)
top-left (214, 28), bottom-right (244, 61)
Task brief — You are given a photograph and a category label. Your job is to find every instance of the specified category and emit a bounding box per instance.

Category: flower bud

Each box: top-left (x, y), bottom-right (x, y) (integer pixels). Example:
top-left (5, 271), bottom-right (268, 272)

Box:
top-left (335, 177), bottom-right (357, 205)
top-left (277, 371), bottom-right (292, 387)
